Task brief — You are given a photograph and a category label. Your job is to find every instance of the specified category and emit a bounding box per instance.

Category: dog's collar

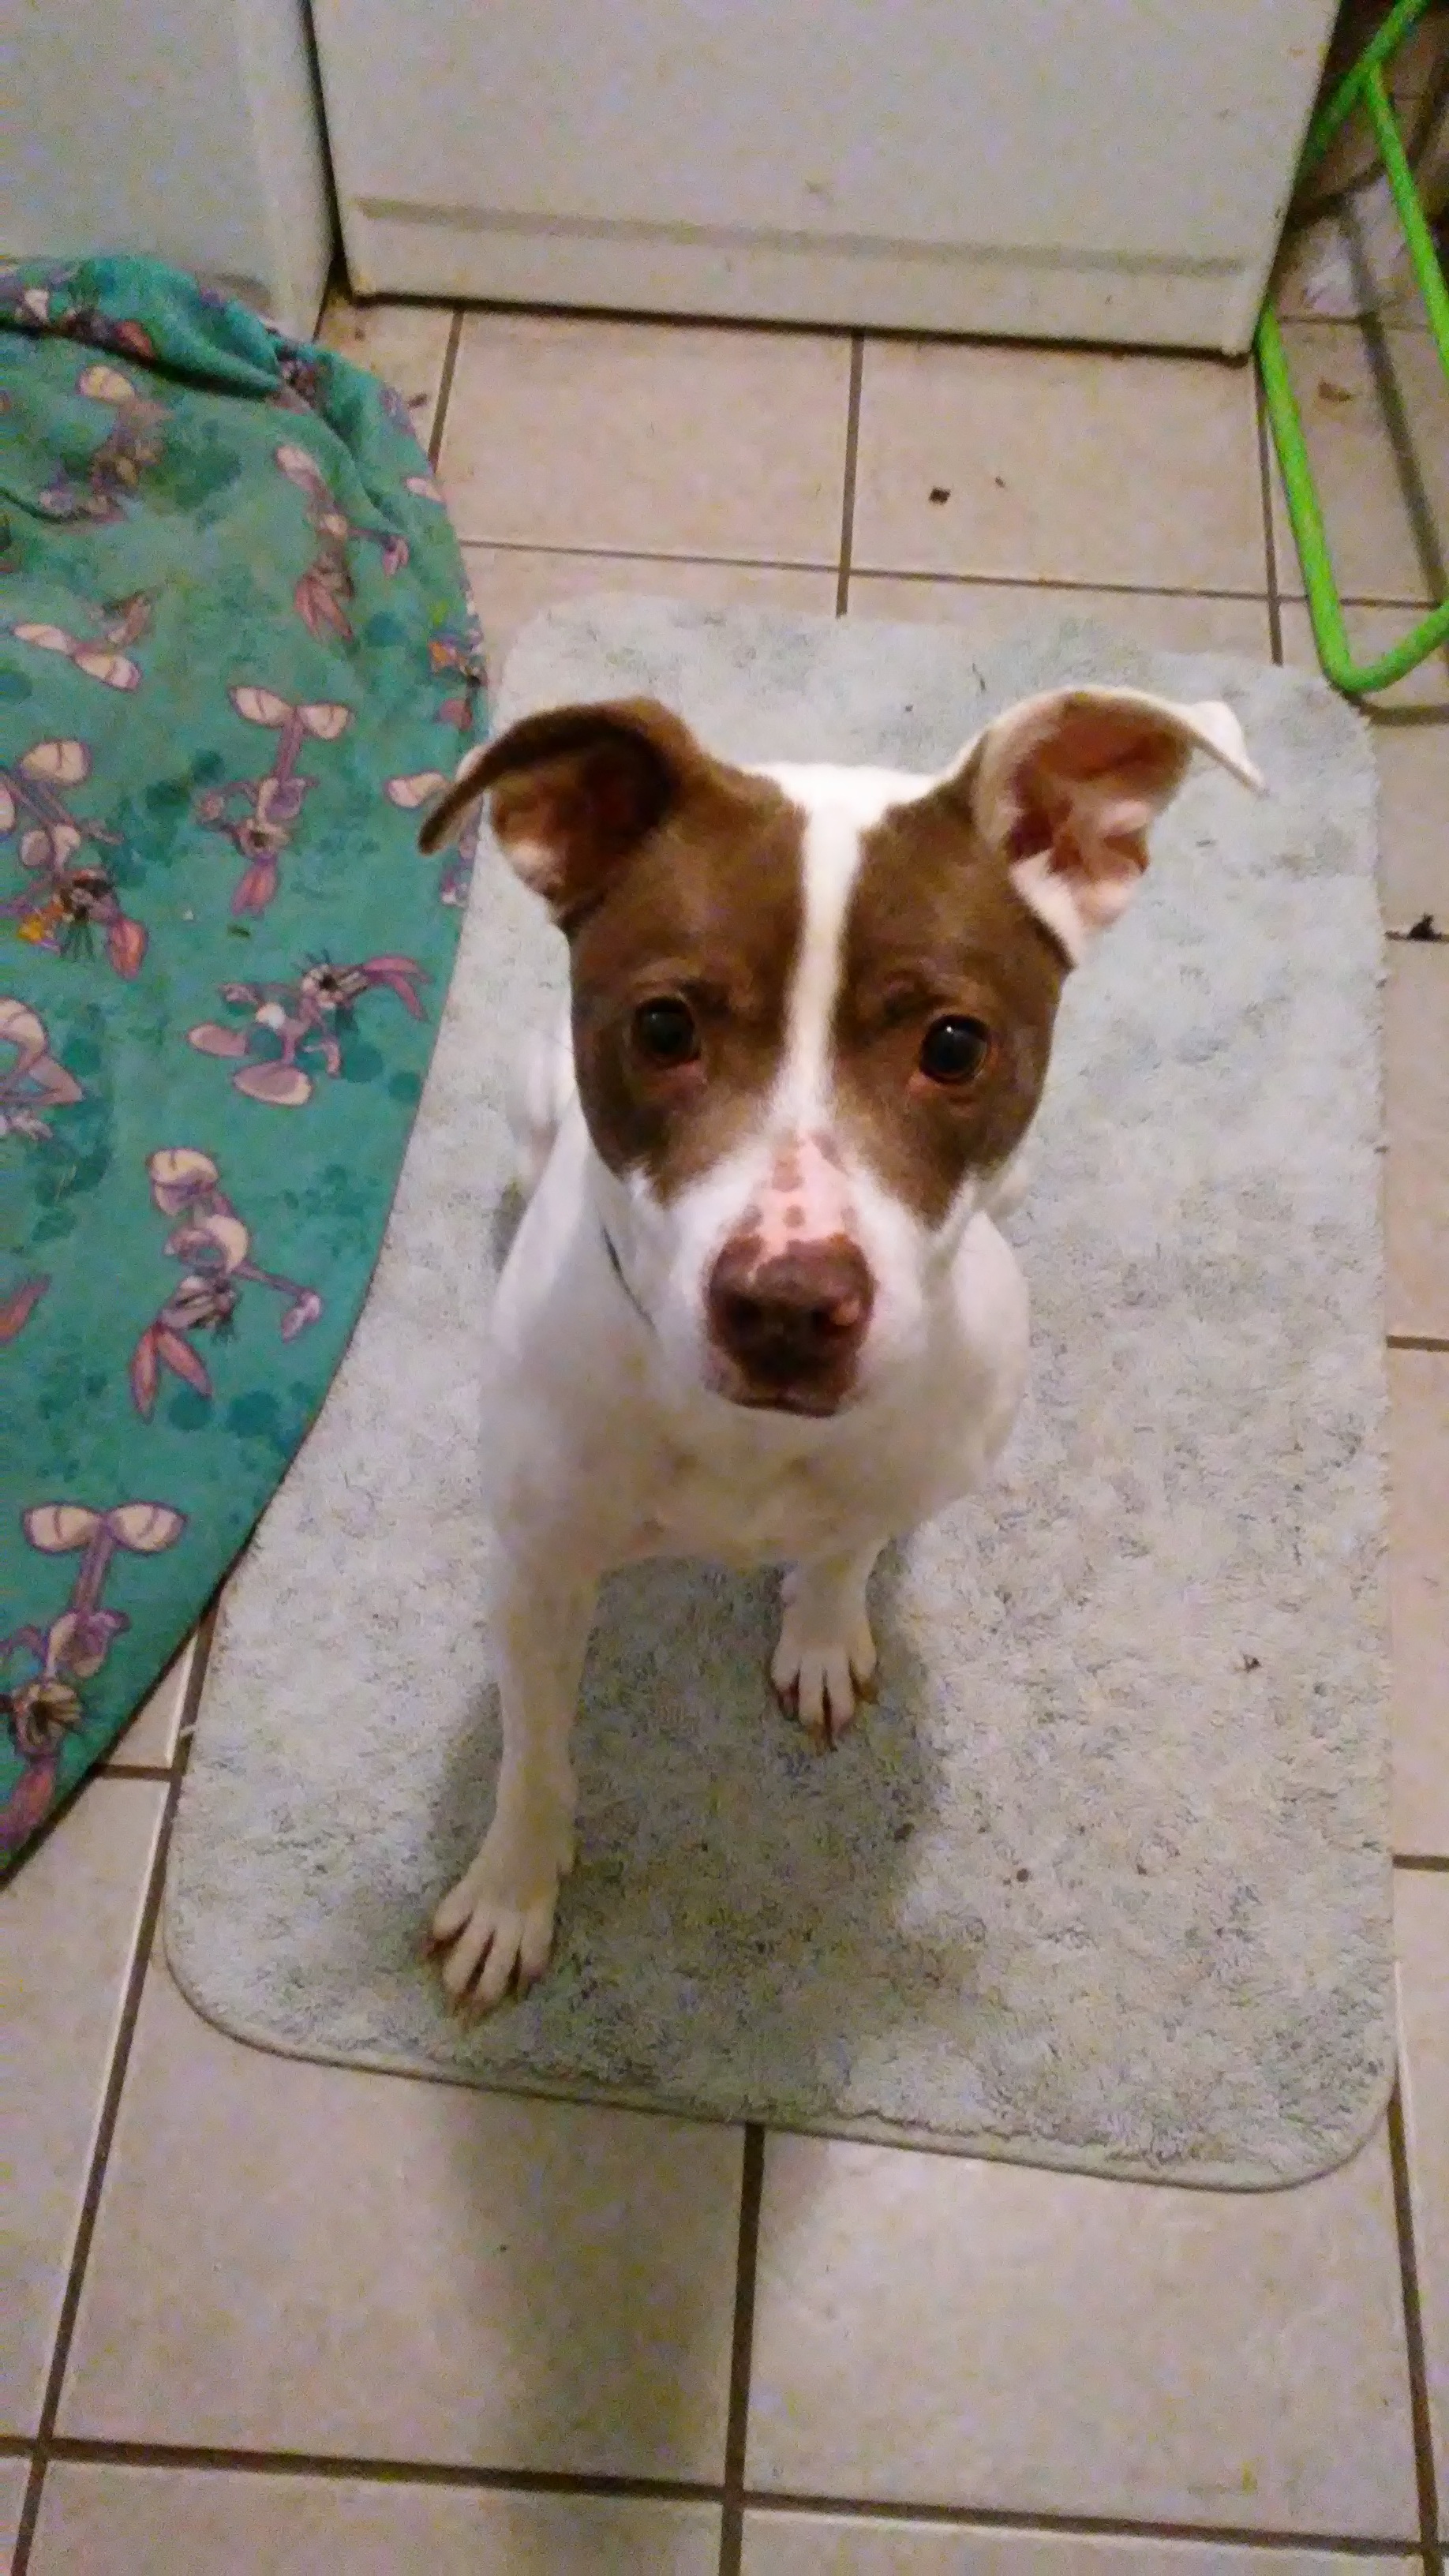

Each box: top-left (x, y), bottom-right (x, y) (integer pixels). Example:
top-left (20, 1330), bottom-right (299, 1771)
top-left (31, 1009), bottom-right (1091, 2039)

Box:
top-left (600, 1217), bottom-right (654, 1335)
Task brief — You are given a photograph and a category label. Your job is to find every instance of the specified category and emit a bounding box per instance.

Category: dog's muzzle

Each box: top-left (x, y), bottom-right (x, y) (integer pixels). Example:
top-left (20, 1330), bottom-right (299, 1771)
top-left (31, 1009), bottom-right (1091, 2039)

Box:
top-left (706, 1233), bottom-right (874, 1415)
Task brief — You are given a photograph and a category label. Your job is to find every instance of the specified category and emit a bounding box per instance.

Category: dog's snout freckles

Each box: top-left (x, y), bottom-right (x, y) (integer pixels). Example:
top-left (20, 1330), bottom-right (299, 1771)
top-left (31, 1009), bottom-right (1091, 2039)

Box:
top-left (705, 1138), bottom-right (874, 1412)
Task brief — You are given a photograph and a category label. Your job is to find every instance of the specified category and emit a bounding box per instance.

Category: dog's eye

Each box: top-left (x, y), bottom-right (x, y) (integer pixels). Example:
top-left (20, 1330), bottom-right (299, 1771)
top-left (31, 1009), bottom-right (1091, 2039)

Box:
top-left (633, 996), bottom-right (701, 1068)
top-left (919, 1015), bottom-right (990, 1086)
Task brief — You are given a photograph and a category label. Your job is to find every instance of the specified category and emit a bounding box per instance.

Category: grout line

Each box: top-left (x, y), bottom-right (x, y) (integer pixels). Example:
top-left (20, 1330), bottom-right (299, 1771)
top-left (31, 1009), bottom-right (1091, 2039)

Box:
top-left (718, 2125), bottom-right (766, 2576)
top-left (1275, 311), bottom-right (1435, 332)
top-left (442, 284), bottom-right (1449, 358)
top-left (10, 1601), bottom-right (220, 2576)
top-left (460, 536), bottom-right (841, 575)
top-left (853, 568), bottom-right (1427, 613)
top-left (1253, 356), bottom-right (1285, 665)
top-left (39, 2440), bottom-right (721, 2503)
top-left (835, 334), bottom-right (864, 616)
top-left (455, 533), bottom-right (1282, 605)
top-left (429, 309), bottom-right (464, 470)
top-left (456, 515), bottom-right (1421, 615)
top-left (97, 1762), bottom-right (173, 1783)
top-left (1258, 589), bottom-right (1441, 615)
top-left (24, 2436), bottom-right (1432, 2555)
top-left (445, 292), bottom-right (858, 343)
top-left (739, 2491), bottom-right (1425, 2553)
top-left (1387, 2084), bottom-right (1446, 2572)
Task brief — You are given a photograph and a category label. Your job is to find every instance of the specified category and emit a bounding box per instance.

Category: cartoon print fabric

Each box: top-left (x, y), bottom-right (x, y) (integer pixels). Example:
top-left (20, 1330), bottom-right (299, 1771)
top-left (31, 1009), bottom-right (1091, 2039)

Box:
top-left (1, 257), bottom-right (484, 1860)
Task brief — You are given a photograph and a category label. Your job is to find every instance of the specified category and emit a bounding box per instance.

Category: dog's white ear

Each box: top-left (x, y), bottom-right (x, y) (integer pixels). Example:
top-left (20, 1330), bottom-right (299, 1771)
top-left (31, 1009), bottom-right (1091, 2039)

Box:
top-left (956, 686), bottom-right (1263, 963)
top-left (417, 698), bottom-right (705, 929)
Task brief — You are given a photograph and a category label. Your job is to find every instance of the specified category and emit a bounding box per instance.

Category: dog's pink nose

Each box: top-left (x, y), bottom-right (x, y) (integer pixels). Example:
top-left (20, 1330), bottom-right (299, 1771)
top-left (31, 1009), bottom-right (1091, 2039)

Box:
top-left (707, 1235), bottom-right (874, 1411)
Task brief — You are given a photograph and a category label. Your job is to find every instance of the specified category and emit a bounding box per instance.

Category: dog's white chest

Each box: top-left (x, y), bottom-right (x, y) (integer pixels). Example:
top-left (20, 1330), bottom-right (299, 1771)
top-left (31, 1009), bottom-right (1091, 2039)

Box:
top-left (623, 1446), bottom-right (867, 1571)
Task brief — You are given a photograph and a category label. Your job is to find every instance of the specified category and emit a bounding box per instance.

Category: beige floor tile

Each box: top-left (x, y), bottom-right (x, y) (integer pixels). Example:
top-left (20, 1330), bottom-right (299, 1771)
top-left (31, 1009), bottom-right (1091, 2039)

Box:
top-left (742, 2516), bottom-right (1415, 2574)
top-left (3, 1779), bottom-right (163, 2436)
top-left (465, 547), bottom-right (837, 696)
top-left (747, 2129), bottom-right (1416, 2535)
top-left (30, 2465), bottom-right (720, 2575)
top-left (1280, 602), bottom-right (1449, 926)
top-left (1267, 323), bottom-right (1449, 605)
top-left (852, 341), bottom-right (1264, 594)
top-left (1397, 1864), bottom-right (1449, 2529)
top-left (1385, 944), bottom-right (1449, 1342)
top-left (103, 1636), bottom-right (194, 1772)
top-left (1391, 1350), bottom-right (1449, 1856)
top-left (441, 313), bottom-right (851, 561)
top-left (61, 1962), bottom-right (740, 2479)
top-left (848, 577), bottom-right (1271, 658)
top-left (0, 2458), bottom-right (31, 2563)
top-left (317, 294), bottom-right (455, 454)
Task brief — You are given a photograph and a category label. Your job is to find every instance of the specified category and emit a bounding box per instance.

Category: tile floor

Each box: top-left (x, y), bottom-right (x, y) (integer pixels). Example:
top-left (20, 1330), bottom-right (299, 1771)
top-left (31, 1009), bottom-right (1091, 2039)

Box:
top-left (5, 257), bottom-right (1448, 2574)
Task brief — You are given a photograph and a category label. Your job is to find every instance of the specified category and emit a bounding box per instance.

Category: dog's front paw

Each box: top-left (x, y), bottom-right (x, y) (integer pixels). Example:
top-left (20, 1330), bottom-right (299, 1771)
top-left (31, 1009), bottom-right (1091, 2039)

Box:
top-left (429, 1812), bottom-right (575, 2015)
top-left (771, 1586), bottom-right (877, 1747)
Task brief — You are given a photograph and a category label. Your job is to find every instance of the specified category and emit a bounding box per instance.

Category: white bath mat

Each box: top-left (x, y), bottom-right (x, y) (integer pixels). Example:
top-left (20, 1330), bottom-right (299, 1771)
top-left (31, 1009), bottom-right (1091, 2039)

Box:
top-left (166, 602), bottom-right (1391, 2187)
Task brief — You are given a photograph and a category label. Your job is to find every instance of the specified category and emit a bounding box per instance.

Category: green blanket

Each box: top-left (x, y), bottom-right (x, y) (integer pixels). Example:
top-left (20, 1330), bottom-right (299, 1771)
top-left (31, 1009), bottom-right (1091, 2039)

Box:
top-left (1, 256), bottom-right (484, 1859)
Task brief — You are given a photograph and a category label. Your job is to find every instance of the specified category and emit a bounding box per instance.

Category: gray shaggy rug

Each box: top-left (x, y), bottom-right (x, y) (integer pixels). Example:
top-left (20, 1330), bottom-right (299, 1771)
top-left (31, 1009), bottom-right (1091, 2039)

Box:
top-left (165, 600), bottom-right (1391, 2187)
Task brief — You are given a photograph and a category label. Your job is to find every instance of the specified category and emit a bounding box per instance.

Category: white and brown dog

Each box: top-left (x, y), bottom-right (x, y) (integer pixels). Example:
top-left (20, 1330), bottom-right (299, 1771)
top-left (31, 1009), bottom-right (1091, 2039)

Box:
top-left (419, 683), bottom-right (1260, 2011)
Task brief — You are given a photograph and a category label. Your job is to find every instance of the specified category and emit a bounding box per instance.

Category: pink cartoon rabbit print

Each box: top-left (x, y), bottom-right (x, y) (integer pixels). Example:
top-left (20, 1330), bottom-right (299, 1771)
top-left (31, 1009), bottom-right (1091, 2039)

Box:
top-left (195, 684), bottom-right (353, 915)
top-left (2, 735), bottom-right (148, 975)
top-left (129, 1148), bottom-right (324, 1417)
top-left (188, 953), bottom-right (429, 1106)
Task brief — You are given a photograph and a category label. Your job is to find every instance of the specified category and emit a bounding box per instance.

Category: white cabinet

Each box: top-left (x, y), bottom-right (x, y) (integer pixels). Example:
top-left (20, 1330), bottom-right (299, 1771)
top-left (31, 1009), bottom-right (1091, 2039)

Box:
top-left (313, 0), bottom-right (1335, 353)
top-left (6, 0), bottom-right (333, 340)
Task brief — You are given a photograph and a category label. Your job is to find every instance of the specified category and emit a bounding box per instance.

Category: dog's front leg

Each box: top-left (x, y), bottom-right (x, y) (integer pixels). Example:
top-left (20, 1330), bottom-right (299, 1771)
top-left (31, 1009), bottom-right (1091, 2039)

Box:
top-left (430, 1549), bottom-right (596, 2012)
top-left (771, 1543), bottom-right (882, 1747)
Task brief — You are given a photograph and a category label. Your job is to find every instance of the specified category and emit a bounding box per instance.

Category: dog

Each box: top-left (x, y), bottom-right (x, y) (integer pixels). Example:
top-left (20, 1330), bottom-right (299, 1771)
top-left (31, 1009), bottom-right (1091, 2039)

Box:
top-left (417, 683), bottom-right (1261, 2012)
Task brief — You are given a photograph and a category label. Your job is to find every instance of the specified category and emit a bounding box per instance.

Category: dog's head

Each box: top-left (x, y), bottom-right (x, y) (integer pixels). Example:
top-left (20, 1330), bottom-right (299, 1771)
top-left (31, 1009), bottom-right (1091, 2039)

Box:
top-left (422, 687), bottom-right (1260, 1418)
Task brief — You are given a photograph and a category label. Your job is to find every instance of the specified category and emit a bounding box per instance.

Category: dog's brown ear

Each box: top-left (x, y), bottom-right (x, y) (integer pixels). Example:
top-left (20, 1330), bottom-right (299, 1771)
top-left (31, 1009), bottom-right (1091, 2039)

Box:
top-left (417, 698), bottom-right (704, 927)
top-left (942, 686), bottom-right (1262, 964)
